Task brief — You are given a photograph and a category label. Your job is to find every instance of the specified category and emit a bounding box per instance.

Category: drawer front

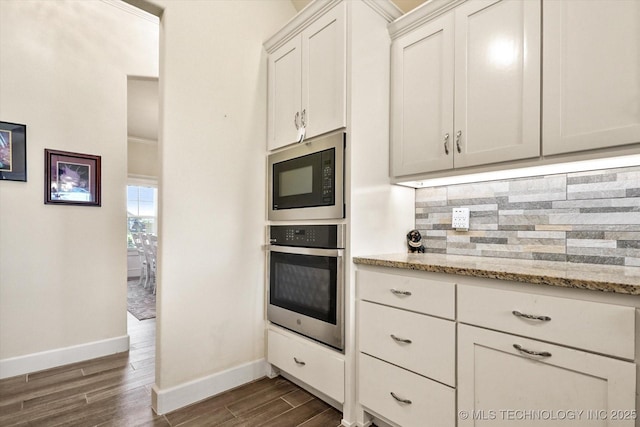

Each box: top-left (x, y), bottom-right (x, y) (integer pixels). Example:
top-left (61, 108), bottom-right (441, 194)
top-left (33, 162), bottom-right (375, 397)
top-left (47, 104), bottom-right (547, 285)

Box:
top-left (267, 329), bottom-right (345, 402)
top-left (458, 285), bottom-right (636, 360)
top-left (357, 269), bottom-right (455, 319)
top-left (359, 301), bottom-right (455, 386)
top-left (359, 353), bottom-right (455, 427)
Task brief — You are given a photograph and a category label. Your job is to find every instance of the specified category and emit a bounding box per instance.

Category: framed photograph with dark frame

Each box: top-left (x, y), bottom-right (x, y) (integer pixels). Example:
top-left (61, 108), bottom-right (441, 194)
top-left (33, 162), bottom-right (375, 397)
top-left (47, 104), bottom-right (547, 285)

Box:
top-left (45, 149), bottom-right (101, 206)
top-left (0, 121), bottom-right (27, 182)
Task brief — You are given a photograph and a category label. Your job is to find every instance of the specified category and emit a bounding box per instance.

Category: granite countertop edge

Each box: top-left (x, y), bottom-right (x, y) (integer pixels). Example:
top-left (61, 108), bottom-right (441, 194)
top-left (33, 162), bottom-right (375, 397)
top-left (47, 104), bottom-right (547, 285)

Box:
top-left (353, 254), bottom-right (640, 296)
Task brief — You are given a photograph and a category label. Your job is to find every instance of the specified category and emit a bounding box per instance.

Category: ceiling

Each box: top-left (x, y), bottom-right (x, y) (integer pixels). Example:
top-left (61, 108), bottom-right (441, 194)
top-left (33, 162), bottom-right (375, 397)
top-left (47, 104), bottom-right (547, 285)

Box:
top-left (126, 0), bottom-right (427, 145)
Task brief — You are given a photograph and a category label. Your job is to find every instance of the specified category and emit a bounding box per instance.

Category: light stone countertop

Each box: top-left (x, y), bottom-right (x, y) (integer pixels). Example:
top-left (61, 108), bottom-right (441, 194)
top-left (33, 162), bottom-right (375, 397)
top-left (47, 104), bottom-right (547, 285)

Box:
top-left (353, 253), bottom-right (640, 295)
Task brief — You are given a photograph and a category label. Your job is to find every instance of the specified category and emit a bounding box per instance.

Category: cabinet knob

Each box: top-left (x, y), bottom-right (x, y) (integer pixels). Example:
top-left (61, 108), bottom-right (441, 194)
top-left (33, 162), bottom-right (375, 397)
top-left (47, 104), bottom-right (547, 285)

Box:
top-left (455, 130), bottom-right (462, 153)
top-left (443, 133), bottom-right (450, 155)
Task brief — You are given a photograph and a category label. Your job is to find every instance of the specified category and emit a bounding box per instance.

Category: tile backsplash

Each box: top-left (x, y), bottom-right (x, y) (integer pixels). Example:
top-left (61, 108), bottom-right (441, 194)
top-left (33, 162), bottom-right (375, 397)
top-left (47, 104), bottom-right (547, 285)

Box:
top-left (415, 166), bottom-right (640, 266)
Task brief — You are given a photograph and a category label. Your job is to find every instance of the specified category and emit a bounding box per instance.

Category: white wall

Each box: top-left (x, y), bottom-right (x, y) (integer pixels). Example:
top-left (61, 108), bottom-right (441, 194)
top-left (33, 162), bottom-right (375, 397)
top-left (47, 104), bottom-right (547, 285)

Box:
top-left (0, 0), bottom-right (158, 376)
top-left (128, 139), bottom-right (158, 178)
top-left (138, 0), bottom-right (296, 413)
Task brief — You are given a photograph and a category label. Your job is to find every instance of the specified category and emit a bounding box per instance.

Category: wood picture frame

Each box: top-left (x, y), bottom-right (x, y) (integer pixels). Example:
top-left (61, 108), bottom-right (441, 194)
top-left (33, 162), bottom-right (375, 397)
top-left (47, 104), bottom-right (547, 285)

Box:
top-left (45, 149), bottom-right (101, 206)
top-left (0, 121), bottom-right (27, 182)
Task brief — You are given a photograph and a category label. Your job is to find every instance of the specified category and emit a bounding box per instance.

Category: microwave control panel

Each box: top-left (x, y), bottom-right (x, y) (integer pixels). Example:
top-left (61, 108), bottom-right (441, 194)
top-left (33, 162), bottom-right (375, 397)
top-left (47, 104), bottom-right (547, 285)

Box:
top-left (270, 224), bottom-right (343, 249)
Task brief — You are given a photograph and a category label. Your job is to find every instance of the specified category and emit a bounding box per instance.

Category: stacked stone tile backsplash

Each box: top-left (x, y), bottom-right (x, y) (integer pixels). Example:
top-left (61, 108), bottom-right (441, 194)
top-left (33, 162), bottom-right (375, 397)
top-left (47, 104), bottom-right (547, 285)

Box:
top-left (415, 166), bottom-right (640, 266)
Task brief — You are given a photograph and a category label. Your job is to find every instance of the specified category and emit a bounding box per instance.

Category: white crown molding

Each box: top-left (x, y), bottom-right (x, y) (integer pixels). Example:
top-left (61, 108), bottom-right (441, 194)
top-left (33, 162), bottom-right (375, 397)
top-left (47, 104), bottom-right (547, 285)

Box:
top-left (387, 0), bottom-right (465, 39)
top-left (362, 0), bottom-right (403, 23)
top-left (264, 0), bottom-right (342, 53)
top-left (152, 359), bottom-right (270, 414)
top-left (0, 335), bottom-right (129, 379)
top-left (101, 0), bottom-right (160, 24)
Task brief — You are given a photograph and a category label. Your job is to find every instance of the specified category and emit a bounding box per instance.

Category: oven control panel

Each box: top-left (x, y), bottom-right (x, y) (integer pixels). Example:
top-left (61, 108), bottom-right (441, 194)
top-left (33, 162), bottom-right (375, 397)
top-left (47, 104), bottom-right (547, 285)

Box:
top-left (270, 224), bottom-right (344, 249)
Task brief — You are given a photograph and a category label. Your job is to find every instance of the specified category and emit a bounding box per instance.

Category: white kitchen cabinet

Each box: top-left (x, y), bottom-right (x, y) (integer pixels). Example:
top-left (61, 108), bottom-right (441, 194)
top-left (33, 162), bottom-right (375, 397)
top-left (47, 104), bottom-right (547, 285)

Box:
top-left (458, 324), bottom-right (637, 427)
top-left (267, 327), bottom-right (345, 403)
top-left (543, 0), bottom-right (640, 156)
top-left (356, 263), bottom-right (640, 427)
top-left (267, 3), bottom-right (346, 151)
top-left (359, 353), bottom-right (455, 427)
top-left (390, 0), bottom-right (540, 177)
top-left (391, 11), bottom-right (455, 175)
top-left (357, 269), bottom-right (457, 426)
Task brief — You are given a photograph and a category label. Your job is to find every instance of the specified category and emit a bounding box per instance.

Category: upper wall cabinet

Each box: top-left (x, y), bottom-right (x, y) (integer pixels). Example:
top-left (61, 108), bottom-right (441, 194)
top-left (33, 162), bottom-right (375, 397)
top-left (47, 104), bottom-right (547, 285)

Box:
top-left (542, 0), bottom-right (640, 156)
top-left (390, 0), bottom-right (541, 178)
top-left (267, 4), bottom-right (346, 151)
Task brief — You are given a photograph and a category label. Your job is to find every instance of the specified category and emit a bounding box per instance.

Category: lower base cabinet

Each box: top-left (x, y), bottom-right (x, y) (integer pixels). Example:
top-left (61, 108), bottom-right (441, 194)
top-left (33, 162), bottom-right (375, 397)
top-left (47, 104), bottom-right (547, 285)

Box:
top-left (458, 324), bottom-right (637, 426)
top-left (359, 353), bottom-right (455, 427)
top-left (267, 328), bottom-right (345, 404)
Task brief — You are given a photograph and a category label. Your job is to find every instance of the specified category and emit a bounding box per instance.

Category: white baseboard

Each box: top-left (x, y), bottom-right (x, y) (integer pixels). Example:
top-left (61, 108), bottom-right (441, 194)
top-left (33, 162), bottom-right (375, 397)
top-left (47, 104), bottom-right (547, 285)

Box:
top-left (151, 358), bottom-right (270, 415)
top-left (0, 335), bottom-right (130, 379)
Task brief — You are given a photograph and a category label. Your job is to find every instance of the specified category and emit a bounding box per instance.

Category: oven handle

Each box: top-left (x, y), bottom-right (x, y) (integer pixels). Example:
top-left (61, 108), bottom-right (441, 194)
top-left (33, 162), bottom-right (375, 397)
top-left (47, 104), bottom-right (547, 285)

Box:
top-left (268, 245), bottom-right (343, 257)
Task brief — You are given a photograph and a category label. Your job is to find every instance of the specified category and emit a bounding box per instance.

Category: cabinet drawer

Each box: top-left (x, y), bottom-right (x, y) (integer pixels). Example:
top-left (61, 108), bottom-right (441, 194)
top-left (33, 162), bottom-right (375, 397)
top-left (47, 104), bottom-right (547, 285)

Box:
top-left (357, 270), bottom-right (455, 319)
top-left (458, 285), bottom-right (636, 360)
top-left (267, 329), bottom-right (344, 403)
top-left (359, 353), bottom-right (455, 427)
top-left (359, 301), bottom-right (455, 386)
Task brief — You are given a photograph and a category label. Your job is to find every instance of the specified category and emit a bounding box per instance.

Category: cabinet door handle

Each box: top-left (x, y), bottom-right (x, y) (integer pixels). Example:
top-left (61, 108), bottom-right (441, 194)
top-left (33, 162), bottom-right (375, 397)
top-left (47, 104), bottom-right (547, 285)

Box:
top-left (301, 109), bottom-right (307, 127)
top-left (294, 111), bottom-right (300, 130)
top-left (455, 130), bottom-right (462, 153)
top-left (390, 334), bottom-right (412, 344)
top-left (513, 344), bottom-right (552, 358)
top-left (443, 133), bottom-right (450, 155)
top-left (390, 289), bottom-right (412, 296)
top-left (390, 392), bottom-right (412, 405)
top-left (293, 357), bottom-right (306, 366)
top-left (512, 310), bottom-right (551, 322)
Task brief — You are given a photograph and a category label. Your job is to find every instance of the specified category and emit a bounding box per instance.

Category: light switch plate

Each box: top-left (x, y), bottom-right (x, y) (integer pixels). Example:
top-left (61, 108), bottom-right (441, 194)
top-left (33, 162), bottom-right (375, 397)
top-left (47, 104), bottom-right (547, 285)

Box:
top-left (452, 208), bottom-right (470, 231)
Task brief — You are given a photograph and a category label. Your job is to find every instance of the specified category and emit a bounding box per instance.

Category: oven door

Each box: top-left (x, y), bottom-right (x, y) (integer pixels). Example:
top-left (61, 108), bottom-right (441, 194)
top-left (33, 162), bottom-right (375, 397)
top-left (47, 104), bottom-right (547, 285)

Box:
top-left (268, 245), bottom-right (344, 351)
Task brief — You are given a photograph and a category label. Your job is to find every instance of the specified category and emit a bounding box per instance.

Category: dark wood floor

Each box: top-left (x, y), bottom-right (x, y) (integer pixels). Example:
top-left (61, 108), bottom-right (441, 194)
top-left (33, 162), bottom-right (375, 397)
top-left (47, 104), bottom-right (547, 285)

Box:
top-left (0, 313), bottom-right (343, 426)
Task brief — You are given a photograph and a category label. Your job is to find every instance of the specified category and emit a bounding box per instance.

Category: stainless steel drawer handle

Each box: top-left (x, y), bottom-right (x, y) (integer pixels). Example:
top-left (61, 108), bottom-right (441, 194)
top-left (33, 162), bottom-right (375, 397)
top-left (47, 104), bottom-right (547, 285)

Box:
top-left (390, 392), bottom-right (412, 405)
top-left (512, 310), bottom-right (551, 322)
top-left (293, 357), bottom-right (306, 366)
top-left (390, 334), bottom-right (412, 344)
top-left (390, 289), bottom-right (412, 296)
top-left (513, 344), bottom-right (552, 358)
top-left (455, 130), bottom-right (462, 153)
top-left (294, 111), bottom-right (300, 130)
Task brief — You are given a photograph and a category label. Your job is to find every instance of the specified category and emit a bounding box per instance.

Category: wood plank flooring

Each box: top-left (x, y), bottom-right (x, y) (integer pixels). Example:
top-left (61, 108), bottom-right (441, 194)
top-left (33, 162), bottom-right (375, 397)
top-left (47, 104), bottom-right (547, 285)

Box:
top-left (0, 313), bottom-right (343, 426)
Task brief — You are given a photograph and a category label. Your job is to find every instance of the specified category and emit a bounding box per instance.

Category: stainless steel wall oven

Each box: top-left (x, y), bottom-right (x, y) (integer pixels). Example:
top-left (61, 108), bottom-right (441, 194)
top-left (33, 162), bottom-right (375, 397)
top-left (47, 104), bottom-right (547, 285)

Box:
top-left (267, 224), bottom-right (344, 351)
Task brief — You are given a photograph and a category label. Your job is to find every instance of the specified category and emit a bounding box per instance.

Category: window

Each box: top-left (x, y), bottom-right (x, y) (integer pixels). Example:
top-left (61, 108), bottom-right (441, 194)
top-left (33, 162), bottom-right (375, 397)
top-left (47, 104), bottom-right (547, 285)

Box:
top-left (127, 185), bottom-right (157, 246)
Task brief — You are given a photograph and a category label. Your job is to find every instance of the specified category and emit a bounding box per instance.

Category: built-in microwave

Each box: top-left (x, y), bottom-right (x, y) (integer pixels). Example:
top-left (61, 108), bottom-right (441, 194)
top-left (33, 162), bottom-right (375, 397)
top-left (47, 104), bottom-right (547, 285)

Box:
top-left (268, 132), bottom-right (345, 221)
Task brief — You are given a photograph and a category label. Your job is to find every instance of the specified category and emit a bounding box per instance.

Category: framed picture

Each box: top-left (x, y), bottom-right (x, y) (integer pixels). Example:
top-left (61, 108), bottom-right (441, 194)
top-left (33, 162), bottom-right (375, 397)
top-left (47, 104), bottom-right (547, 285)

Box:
top-left (0, 121), bottom-right (27, 182)
top-left (45, 149), bottom-right (101, 206)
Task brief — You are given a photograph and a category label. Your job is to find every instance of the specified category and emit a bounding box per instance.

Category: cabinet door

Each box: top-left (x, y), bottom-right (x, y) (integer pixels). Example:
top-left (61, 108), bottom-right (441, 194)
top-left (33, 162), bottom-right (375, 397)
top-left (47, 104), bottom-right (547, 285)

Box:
top-left (391, 12), bottom-right (455, 177)
top-left (268, 36), bottom-right (302, 151)
top-left (543, 0), bottom-right (640, 156)
top-left (301, 3), bottom-right (346, 141)
top-left (454, 0), bottom-right (541, 168)
top-left (458, 324), bottom-right (636, 426)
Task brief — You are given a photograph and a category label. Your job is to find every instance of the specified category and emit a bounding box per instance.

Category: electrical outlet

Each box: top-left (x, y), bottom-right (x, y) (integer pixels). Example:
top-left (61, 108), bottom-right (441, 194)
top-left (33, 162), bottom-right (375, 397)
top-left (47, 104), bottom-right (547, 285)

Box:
top-left (452, 208), bottom-right (470, 231)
